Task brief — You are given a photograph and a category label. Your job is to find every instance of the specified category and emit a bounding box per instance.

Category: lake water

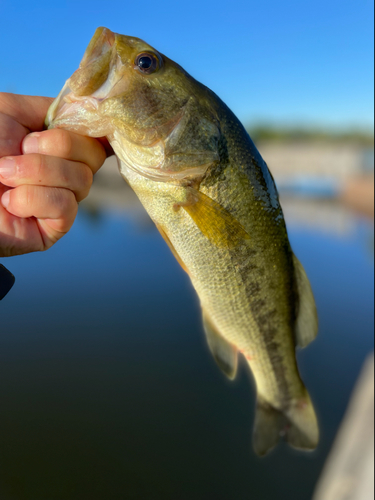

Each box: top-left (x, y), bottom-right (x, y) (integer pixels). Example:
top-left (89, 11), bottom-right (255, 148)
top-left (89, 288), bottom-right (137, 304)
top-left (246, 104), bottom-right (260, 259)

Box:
top-left (0, 198), bottom-right (373, 499)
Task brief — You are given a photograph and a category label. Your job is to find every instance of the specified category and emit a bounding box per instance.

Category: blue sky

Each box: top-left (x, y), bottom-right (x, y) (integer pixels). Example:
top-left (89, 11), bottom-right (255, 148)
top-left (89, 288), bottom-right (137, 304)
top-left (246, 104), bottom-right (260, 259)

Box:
top-left (0, 0), bottom-right (373, 130)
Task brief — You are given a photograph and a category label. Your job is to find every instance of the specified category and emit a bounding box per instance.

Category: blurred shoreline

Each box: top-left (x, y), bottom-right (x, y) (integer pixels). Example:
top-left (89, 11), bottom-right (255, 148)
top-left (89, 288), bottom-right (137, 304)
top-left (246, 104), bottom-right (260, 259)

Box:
top-left (81, 140), bottom-right (374, 237)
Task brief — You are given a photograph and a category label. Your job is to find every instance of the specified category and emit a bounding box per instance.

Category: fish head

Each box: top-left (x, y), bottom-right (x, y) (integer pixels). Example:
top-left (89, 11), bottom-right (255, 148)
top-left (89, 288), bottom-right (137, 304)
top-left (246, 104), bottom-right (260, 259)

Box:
top-left (46, 27), bottom-right (220, 182)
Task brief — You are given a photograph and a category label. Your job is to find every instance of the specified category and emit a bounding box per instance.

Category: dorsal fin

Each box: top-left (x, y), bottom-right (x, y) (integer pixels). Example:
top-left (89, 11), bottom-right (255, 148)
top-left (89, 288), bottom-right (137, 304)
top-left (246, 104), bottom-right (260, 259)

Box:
top-left (293, 254), bottom-right (318, 348)
top-left (202, 310), bottom-right (238, 380)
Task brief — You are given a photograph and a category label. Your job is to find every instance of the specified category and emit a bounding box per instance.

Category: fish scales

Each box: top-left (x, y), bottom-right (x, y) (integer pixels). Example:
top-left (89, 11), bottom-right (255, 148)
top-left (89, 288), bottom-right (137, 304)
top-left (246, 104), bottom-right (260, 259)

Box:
top-left (201, 100), bottom-right (301, 401)
top-left (123, 102), bottom-right (303, 409)
top-left (45, 27), bottom-right (319, 456)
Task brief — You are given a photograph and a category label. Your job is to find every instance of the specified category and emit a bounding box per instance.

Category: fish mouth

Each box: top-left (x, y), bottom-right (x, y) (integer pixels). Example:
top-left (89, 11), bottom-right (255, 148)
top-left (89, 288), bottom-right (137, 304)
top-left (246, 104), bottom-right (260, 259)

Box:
top-left (45, 27), bottom-right (126, 133)
top-left (45, 81), bottom-right (101, 131)
top-left (78, 26), bottom-right (116, 72)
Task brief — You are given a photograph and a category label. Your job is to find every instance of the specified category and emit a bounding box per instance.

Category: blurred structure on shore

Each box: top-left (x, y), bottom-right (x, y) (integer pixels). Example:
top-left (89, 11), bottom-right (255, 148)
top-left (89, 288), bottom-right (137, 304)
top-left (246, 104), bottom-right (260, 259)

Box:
top-left (253, 126), bottom-right (374, 221)
top-left (81, 127), bottom-right (374, 235)
top-left (313, 355), bottom-right (374, 500)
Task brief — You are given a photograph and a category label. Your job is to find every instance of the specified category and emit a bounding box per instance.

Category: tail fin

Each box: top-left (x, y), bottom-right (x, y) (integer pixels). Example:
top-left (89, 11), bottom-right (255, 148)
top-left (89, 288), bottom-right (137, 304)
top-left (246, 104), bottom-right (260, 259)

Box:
top-left (253, 399), bottom-right (285, 456)
top-left (284, 391), bottom-right (319, 451)
top-left (252, 392), bottom-right (319, 456)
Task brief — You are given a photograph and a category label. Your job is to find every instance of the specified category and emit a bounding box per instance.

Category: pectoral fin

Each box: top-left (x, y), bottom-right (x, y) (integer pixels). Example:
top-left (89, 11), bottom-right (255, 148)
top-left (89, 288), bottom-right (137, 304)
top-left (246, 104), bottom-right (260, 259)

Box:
top-left (182, 188), bottom-right (250, 248)
top-left (202, 310), bottom-right (238, 380)
top-left (293, 254), bottom-right (318, 348)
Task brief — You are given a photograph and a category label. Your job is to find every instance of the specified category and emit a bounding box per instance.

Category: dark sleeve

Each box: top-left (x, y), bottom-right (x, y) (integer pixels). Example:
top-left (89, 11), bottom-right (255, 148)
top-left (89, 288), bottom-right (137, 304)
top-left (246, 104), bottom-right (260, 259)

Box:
top-left (0, 264), bottom-right (15, 300)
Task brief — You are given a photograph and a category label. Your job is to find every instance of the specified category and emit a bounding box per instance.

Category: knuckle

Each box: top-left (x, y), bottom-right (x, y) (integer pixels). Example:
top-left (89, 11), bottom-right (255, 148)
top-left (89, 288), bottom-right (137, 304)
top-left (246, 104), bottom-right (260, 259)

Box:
top-left (81, 164), bottom-right (94, 189)
top-left (84, 138), bottom-right (106, 172)
top-left (13, 185), bottom-right (34, 210)
top-left (76, 164), bottom-right (93, 201)
top-left (51, 129), bottom-right (73, 157)
top-left (60, 162), bottom-right (71, 184)
top-left (58, 188), bottom-right (77, 212)
top-left (41, 243), bottom-right (52, 252)
top-left (16, 154), bottom-right (44, 180)
top-left (35, 153), bottom-right (46, 179)
top-left (24, 185), bottom-right (34, 206)
top-left (59, 130), bottom-right (73, 157)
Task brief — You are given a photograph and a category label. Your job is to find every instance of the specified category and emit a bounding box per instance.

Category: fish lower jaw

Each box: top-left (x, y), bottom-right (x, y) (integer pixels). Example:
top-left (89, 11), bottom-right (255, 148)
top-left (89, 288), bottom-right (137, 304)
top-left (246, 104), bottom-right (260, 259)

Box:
top-left (46, 78), bottom-right (107, 132)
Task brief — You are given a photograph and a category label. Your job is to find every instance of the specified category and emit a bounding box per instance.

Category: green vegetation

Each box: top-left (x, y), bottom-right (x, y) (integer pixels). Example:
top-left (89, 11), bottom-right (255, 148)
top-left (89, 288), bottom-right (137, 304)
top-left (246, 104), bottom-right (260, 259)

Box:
top-left (247, 125), bottom-right (374, 146)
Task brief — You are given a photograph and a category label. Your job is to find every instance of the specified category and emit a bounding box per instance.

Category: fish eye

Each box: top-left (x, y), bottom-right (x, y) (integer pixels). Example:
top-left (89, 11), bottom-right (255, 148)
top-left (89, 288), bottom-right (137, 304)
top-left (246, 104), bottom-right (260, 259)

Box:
top-left (135, 52), bottom-right (160, 75)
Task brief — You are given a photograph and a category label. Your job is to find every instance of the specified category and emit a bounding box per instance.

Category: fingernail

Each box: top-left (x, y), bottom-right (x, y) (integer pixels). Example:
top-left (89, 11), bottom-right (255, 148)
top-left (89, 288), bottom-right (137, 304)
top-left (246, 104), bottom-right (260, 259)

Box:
top-left (0, 158), bottom-right (16, 178)
top-left (22, 133), bottom-right (40, 154)
top-left (1, 190), bottom-right (10, 209)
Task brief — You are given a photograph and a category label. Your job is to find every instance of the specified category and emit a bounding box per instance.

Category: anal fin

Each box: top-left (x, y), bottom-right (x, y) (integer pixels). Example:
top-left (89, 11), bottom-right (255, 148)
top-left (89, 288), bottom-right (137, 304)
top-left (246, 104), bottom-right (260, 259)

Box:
top-left (202, 311), bottom-right (238, 380)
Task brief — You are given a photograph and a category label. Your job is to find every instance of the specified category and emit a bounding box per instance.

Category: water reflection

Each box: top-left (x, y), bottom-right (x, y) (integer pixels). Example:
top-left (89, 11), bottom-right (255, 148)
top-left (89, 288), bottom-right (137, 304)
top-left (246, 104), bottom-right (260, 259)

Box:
top-left (0, 159), bottom-right (373, 499)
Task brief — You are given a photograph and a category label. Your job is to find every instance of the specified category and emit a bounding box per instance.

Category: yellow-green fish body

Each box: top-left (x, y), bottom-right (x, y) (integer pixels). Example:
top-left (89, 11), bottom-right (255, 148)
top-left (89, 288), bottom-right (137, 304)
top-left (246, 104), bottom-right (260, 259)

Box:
top-left (46, 28), bottom-right (319, 455)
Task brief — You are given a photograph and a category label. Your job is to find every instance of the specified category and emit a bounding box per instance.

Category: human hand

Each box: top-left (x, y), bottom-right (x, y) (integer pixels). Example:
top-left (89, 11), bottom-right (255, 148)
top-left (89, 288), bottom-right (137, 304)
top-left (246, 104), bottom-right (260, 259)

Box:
top-left (0, 93), bottom-right (109, 257)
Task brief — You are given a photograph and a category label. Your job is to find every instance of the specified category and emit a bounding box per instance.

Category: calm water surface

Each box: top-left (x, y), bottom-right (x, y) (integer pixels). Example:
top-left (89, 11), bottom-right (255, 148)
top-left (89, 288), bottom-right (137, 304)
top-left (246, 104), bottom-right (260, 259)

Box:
top-left (0, 202), bottom-right (373, 500)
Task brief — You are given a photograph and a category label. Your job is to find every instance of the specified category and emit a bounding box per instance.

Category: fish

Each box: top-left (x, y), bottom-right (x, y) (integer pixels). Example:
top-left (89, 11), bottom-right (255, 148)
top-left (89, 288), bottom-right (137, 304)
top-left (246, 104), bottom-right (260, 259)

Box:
top-left (45, 27), bottom-right (319, 456)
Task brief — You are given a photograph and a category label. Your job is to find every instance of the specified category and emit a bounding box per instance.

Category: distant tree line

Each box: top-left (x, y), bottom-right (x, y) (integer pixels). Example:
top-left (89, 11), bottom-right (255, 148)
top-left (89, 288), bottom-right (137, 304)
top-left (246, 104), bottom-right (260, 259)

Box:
top-left (247, 125), bottom-right (374, 146)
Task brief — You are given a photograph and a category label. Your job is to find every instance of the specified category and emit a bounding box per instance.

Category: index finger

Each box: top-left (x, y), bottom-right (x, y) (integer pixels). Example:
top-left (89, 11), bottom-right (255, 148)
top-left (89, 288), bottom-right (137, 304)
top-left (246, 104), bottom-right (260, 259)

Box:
top-left (0, 93), bottom-right (53, 131)
top-left (22, 128), bottom-right (107, 174)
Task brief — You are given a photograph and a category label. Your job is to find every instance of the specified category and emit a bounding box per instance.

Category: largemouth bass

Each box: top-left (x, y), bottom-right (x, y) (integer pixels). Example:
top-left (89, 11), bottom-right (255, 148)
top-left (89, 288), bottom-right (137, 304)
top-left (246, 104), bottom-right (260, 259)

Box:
top-left (46, 27), bottom-right (319, 455)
